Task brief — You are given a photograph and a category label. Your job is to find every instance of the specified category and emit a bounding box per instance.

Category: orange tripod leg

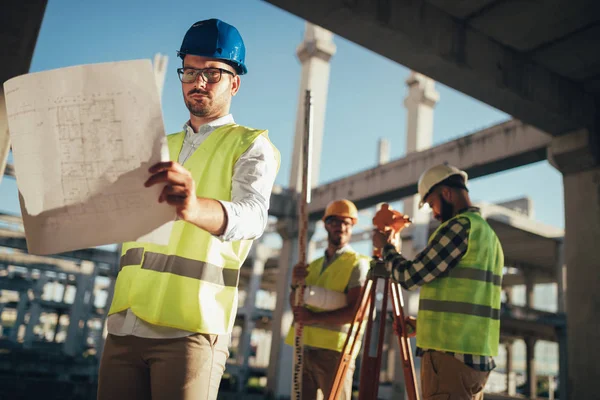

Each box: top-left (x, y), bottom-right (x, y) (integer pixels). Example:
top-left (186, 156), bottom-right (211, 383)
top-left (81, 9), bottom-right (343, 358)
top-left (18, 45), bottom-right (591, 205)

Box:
top-left (390, 281), bottom-right (420, 400)
top-left (328, 279), bottom-right (373, 400)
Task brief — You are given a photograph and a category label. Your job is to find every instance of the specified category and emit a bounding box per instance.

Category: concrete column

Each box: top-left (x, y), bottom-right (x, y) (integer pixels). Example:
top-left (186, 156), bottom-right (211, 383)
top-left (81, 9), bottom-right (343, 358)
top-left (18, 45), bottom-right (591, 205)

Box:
top-left (152, 53), bottom-right (168, 99)
top-left (524, 271), bottom-right (535, 309)
top-left (238, 243), bottom-right (270, 392)
top-left (52, 312), bottom-right (62, 342)
top-left (23, 274), bottom-right (48, 348)
top-left (64, 273), bottom-right (94, 356)
top-left (288, 23), bottom-right (335, 191)
top-left (378, 138), bottom-right (390, 166)
top-left (402, 71), bottom-right (439, 252)
top-left (525, 337), bottom-right (537, 399)
top-left (548, 128), bottom-right (600, 400)
top-left (557, 324), bottom-right (568, 400)
top-left (504, 286), bottom-right (513, 305)
top-left (555, 242), bottom-right (566, 313)
top-left (9, 291), bottom-right (28, 342)
top-left (388, 71), bottom-right (439, 400)
top-left (266, 218), bottom-right (315, 399)
top-left (505, 341), bottom-right (516, 396)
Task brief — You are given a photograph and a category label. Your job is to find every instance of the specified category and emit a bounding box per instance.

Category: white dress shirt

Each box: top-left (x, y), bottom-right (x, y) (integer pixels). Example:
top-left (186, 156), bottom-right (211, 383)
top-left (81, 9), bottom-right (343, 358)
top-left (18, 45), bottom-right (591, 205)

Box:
top-left (107, 114), bottom-right (278, 338)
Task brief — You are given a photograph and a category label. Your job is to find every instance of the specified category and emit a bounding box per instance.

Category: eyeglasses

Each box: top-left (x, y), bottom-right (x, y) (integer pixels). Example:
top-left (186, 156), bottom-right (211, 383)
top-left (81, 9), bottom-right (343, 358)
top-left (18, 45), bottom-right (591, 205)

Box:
top-left (325, 218), bottom-right (353, 227)
top-left (177, 67), bottom-right (235, 84)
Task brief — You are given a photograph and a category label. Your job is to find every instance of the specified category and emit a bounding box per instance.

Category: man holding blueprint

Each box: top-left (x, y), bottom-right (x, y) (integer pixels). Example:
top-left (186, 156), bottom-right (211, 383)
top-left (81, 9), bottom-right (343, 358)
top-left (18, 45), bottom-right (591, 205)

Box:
top-left (98, 19), bottom-right (280, 400)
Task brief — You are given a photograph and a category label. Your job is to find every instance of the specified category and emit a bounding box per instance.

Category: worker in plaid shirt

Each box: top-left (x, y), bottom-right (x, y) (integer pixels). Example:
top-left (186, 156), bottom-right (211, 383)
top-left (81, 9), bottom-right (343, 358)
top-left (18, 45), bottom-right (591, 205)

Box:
top-left (373, 164), bottom-right (504, 400)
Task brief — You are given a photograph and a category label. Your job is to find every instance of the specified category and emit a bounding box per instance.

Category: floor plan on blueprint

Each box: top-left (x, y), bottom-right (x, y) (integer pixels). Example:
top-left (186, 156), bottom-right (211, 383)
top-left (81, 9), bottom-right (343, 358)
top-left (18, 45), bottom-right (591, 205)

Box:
top-left (4, 59), bottom-right (175, 255)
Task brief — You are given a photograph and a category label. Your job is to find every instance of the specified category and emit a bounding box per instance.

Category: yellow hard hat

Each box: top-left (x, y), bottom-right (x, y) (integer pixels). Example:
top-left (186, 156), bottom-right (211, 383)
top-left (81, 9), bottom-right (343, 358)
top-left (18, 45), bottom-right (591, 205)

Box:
top-left (418, 164), bottom-right (468, 208)
top-left (322, 199), bottom-right (358, 224)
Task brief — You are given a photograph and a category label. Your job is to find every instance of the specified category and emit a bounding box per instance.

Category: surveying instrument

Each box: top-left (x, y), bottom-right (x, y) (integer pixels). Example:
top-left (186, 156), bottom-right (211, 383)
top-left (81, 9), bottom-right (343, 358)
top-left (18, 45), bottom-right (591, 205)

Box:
top-left (328, 204), bottom-right (420, 400)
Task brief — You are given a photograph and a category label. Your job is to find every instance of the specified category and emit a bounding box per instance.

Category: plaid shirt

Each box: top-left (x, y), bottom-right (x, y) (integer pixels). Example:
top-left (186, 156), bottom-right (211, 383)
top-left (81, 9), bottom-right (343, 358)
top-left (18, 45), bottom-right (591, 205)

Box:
top-left (382, 207), bottom-right (496, 372)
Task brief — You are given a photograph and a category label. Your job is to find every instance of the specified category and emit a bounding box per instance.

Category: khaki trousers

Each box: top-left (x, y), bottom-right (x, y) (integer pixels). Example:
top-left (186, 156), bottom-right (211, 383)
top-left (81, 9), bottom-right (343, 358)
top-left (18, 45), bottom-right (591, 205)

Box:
top-left (421, 351), bottom-right (490, 400)
top-left (97, 333), bottom-right (229, 400)
top-left (302, 347), bottom-right (355, 400)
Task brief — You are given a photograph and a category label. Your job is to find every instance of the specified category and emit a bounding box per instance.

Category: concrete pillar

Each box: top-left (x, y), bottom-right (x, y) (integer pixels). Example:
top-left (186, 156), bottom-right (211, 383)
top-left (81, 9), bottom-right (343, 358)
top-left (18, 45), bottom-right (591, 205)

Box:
top-left (524, 271), bottom-right (535, 309)
top-left (64, 273), bottom-right (94, 356)
top-left (266, 218), bottom-right (315, 399)
top-left (267, 22), bottom-right (331, 399)
top-left (378, 138), bottom-right (390, 166)
top-left (557, 324), bottom-right (568, 400)
top-left (525, 337), bottom-right (537, 399)
top-left (504, 286), bottom-right (513, 305)
top-left (23, 274), bottom-right (48, 348)
top-left (548, 128), bottom-right (600, 400)
top-left (152, 53), bottom-right (168, 99)
top-left (555, 242), bottom-right (566, 313)
top-left (402, 71), bottom-right (439, 252)
top-left (53, 312), bottom-right (62, 342)
top-left (288, 23), bottom-right (335, 191)
top-left (505, 341), bottom-right (516, 396)
top-left (238, 242), bottom-right (270, 393)
top-left (385, 71), bottom-right (439, 400)
top-left (9, 291), bottom-right (28, 342)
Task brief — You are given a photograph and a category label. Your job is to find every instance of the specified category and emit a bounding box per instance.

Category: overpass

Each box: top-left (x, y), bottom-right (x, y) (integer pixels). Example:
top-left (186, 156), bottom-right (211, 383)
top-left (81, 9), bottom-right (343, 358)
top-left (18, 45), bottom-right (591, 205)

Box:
top-left (2, 1), bottom-right (598, 398)
top-left (261, 2), bottom-right (599, 398)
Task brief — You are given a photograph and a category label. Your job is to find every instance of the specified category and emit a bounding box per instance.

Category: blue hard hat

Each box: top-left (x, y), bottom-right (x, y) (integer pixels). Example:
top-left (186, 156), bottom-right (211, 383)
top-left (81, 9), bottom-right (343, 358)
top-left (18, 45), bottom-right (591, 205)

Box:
top-left (177, 19), bottom-right (248, 75)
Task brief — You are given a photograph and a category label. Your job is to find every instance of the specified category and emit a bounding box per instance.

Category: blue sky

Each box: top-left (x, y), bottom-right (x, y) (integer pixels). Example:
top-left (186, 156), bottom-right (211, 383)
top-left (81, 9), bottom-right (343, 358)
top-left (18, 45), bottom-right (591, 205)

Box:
top-left (1, 0), bottom-right (564, 230)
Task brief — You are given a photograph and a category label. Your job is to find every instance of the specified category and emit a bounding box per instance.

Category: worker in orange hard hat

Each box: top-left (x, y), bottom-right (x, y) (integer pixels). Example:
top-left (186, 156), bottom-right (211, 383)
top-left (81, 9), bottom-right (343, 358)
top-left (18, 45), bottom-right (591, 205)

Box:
top-left (373, 163), bottom-right (504, 400)
top-left (285, 199), bottom-right (370, 400)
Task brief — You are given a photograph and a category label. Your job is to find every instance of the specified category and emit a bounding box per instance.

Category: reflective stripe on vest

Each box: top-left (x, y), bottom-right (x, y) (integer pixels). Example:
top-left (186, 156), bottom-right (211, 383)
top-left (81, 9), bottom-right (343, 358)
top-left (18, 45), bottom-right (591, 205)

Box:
top-left (120, 248), bottom-right (240, 287)
top-left (417, 211), bottom-right (504, 356)
top-left (108, 124), bottom-right (280, 334)
top-left (285, 250), bottom-right (368, 355)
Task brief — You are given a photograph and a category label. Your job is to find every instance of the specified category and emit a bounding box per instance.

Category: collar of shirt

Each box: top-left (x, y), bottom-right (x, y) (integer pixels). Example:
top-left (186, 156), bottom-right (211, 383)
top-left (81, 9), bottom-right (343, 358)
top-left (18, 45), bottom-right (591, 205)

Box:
top-left (457, 206), bottom-right (481, 215)
top-left (323, 244), bottom-right (353, 264)
top-left (183, 114), bottom-right (235, 144)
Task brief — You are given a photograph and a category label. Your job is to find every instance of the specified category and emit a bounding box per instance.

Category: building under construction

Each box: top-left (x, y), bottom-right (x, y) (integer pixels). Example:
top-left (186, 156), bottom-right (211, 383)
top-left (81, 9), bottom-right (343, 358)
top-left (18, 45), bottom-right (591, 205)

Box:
top-left (1, 1), bottom-right (598, 399)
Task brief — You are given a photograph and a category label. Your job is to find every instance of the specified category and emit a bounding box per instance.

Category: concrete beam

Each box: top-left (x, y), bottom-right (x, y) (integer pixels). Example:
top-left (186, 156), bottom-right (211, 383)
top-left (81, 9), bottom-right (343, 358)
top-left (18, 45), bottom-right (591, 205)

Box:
top-left (3, 120), bottom-right (551, 223)
top-left (0, 252), bottom-right (81, 274)
top-left (263, 0), bottom-right (596, 135)
top-left (307, 120), bottom-right (551, 219)
top-left (0, 1), bottom-right (47, 84)
top-left (0, 232), bottom-right (118, 266)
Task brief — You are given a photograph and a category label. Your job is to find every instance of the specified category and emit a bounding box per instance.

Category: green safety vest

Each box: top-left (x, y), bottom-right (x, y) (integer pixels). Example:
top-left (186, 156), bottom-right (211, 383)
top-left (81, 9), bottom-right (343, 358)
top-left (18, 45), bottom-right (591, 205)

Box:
top-left (108, 124), bottom-right (280, 334)
top-left (285, 250), bottom-right (369, 355)
top-left (417, 211), bottom-right (504, 356)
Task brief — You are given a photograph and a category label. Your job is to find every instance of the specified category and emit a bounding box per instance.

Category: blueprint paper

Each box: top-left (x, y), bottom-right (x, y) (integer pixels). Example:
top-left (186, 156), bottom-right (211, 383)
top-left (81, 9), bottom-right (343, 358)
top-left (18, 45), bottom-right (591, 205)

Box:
top-left (3, 59), bottom-right (175, 255)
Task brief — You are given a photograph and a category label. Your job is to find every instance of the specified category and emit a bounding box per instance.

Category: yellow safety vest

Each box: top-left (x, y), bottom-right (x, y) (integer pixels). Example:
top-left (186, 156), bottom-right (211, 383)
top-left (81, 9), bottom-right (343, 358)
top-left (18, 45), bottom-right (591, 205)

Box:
top-left (417, 211), bottom-right (504, 356)
top-left (285, 250), bottom-right (368, 355)
top-left (108, 124), bottom-right (280, 334)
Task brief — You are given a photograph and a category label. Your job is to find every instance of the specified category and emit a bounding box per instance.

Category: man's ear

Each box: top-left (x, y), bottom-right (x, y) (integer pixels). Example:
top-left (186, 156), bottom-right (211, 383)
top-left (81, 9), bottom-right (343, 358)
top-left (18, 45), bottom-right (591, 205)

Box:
top-left (441, 186), bottom-right (453, 202)
top-left (231, 75), bottom-right (241, 96)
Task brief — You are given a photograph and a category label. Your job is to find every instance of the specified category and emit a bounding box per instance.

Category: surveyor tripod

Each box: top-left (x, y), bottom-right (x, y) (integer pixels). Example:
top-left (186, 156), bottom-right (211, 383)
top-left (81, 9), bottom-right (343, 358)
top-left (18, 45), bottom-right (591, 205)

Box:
top-left (328, 258), bottom-right (420, 400)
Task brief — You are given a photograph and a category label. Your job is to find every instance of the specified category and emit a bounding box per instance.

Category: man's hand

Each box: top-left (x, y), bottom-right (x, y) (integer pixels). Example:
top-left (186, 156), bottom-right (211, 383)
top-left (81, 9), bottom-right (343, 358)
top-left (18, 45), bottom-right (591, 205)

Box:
top-left (293, 306), bottom-right (316, 325)
top-left (372, 229), bottom-right (391, 250)
top-left (145, 161), bottom-right (201, 222)
top-left (373, 229), bottom-right (401, 251)
top-left (392, 316), bottom-right (417, 338)
top-left (291, 262), bottom-right (309, 286)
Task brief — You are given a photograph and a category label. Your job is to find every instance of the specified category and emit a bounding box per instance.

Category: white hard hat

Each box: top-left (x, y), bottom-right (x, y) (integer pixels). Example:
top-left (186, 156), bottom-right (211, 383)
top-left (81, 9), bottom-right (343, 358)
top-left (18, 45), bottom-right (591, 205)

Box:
top-left (418, 164), bottom-right (468, 208)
